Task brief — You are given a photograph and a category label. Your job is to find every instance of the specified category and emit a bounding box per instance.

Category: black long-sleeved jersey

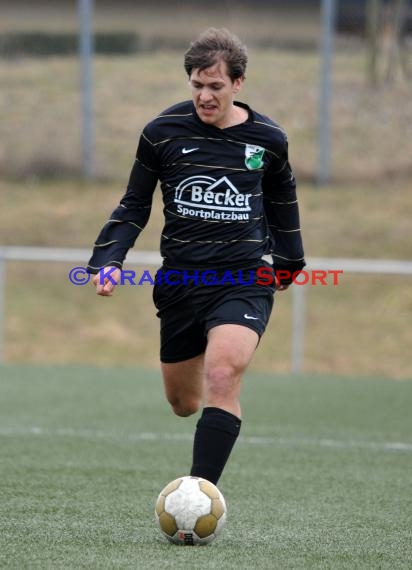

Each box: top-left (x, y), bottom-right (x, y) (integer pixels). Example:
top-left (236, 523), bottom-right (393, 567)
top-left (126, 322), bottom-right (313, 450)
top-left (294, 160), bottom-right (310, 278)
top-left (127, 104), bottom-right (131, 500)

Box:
top-left (87, 100), bottom-right (305, 273)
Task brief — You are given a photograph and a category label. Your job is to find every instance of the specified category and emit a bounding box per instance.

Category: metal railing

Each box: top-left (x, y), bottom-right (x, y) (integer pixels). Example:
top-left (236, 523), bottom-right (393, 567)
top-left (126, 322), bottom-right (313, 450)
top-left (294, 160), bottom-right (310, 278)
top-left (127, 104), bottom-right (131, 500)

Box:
top-left (1, 246), bottom-right (411, 370)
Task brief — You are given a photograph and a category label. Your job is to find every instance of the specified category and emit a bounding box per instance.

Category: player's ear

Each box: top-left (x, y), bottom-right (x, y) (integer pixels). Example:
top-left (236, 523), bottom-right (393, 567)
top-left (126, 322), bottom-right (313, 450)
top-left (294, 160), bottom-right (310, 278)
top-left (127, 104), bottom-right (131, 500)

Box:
top-left (232, 76), bottom-right (244, 94)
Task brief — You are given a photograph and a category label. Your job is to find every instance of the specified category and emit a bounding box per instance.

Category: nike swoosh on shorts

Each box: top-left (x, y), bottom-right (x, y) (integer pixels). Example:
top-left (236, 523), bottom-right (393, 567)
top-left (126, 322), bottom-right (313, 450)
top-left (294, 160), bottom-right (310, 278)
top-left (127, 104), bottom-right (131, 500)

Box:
top-left (182, 147), bottom-right (199, 154)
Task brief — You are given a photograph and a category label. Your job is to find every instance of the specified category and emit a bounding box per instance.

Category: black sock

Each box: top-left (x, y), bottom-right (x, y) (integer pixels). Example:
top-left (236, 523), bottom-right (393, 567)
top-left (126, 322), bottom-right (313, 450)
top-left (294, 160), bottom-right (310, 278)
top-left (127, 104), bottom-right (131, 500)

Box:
top-left (190, 406), bottom-right (241, 485)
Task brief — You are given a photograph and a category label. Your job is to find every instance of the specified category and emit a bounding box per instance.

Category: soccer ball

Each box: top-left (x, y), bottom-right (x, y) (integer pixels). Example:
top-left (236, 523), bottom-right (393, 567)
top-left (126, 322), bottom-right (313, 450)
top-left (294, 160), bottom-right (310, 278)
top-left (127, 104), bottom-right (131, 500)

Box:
top-left (155, 475), bottom-right (227, 545)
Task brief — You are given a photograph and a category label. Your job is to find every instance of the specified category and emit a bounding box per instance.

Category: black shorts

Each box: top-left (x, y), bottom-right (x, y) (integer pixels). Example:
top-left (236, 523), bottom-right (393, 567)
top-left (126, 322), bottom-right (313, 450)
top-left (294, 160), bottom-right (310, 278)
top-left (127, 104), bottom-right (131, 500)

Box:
top-left (152, 261), bottom-right (275, 363)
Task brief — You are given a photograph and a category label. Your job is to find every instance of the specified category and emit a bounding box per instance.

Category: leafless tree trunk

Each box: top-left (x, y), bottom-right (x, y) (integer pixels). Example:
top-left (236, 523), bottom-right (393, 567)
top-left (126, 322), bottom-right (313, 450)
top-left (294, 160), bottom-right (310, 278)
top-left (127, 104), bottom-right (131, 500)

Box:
top-left (366, 0), bottom-right (381, 85)
top-left (367, 0), bottom-right (410, 85)
top-left (382, 0), bottom-right (410, 82)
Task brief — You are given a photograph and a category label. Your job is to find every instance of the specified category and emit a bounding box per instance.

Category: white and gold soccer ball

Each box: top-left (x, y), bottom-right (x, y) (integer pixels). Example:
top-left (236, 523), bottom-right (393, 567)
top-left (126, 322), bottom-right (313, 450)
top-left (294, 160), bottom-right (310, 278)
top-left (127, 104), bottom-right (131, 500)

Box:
top-left (155, 475), bottom-right (227, 545)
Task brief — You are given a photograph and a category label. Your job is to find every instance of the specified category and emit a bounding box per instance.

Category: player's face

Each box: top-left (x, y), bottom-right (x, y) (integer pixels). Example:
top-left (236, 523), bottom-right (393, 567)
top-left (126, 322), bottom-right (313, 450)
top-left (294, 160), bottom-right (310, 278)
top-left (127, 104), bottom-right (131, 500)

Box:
top-left (189, 61), bottom-right (243, 129)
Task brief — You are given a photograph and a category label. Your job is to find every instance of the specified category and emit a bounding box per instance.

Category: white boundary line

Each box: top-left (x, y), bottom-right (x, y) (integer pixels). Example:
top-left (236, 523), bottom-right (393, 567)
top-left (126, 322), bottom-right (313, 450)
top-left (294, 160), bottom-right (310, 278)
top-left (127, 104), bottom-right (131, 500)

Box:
top-left (0, 426), bottom-right (411, 453)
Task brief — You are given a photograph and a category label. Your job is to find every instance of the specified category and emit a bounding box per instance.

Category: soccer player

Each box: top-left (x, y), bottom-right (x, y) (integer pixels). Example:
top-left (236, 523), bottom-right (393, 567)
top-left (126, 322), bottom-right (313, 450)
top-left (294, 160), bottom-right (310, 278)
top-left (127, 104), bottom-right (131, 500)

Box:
top-left (87, 28), bottom-right (305, 485)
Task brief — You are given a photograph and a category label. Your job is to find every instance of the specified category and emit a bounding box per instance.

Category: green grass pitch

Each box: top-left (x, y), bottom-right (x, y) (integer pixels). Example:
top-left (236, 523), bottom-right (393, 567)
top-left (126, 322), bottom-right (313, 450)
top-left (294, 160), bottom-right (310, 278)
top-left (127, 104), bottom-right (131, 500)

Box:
top-left (1, 364), bottom-right (411, 569)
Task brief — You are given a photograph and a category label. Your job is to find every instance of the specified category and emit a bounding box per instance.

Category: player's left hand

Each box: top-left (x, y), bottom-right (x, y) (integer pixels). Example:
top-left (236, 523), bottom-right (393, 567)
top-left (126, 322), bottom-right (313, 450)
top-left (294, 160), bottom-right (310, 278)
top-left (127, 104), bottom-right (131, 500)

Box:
top-left (276, 283), bottom-right (290, 291)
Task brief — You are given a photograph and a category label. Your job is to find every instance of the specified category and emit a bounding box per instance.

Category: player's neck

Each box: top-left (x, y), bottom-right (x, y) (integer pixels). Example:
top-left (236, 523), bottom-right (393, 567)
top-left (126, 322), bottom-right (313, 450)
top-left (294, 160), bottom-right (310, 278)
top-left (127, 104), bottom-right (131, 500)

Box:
top-left (220, 104), bottom-right (249, 129)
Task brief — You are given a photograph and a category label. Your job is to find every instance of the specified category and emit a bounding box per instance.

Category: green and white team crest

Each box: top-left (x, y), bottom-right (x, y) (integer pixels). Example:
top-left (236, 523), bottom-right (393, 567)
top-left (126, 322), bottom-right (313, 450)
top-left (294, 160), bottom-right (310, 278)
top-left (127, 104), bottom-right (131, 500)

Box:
top-left (245, 144), bottom-right (265, 170)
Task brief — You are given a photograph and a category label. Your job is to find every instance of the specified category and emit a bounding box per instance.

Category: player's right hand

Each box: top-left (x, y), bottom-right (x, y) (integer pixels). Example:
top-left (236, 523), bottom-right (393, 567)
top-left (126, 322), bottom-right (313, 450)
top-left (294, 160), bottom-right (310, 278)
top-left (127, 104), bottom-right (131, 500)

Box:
top-left (92, 266), bottom-right (121, 296)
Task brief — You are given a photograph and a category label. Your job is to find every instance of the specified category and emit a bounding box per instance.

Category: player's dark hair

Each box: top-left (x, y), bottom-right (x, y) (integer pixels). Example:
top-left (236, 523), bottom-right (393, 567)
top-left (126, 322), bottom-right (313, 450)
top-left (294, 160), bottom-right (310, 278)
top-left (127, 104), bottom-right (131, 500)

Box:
top-left (184, 28), bottom-right (248, 82)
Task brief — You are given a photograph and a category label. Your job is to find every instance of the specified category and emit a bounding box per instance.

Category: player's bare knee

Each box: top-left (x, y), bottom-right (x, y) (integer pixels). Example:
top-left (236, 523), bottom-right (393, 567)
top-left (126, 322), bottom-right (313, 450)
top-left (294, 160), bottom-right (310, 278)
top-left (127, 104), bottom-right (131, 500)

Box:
top-left (205, 365), bottom-right (238, 398)
top-left (169, 397), bottom-right (200, 417)
top-left (172, 402), bottom-right (200, 417)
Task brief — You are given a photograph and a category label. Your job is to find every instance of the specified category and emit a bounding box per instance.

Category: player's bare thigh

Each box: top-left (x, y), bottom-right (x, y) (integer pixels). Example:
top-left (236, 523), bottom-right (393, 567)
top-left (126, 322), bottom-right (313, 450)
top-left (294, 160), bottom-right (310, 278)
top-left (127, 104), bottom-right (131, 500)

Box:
top-left (161, 353), bottom-right (204, 417)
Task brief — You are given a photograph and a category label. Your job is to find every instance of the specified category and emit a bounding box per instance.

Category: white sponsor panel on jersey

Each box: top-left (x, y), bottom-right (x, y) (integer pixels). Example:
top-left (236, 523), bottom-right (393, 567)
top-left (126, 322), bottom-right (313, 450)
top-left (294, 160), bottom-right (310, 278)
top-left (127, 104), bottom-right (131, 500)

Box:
top-left (174, 175), bottom-right (252, 221)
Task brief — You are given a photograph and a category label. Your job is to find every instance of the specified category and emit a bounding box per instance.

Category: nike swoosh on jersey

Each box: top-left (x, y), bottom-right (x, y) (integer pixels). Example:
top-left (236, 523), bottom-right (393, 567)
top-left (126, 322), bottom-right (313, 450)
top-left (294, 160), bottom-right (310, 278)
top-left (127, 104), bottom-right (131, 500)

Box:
top-left (244, 314), bottom-right (259, 320)
top-left (182, 147), bottom-right (199, 154)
